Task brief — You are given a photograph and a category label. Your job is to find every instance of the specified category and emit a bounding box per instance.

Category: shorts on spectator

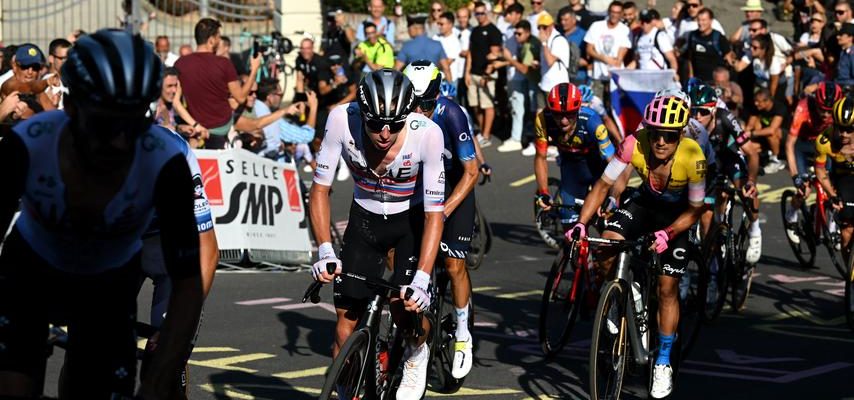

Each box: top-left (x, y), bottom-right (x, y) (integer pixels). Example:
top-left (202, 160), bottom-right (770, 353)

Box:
top-left (467, 74), bottom-right (495, 109)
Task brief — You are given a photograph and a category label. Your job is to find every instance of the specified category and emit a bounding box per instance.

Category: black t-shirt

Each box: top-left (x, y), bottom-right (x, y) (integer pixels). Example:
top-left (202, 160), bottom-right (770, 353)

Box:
top-left (295, 55), bottom-right (328, 93)
top-left (687, 30), bottom-right (731, 83)
top-left (757, 101), bottom-right (786, 128)
top-left (574, 7), bottom-right (598, 30)
top-left (469, 23), bottom-right (503, 75)
top-left (317, 63), bottom-right (358, 107)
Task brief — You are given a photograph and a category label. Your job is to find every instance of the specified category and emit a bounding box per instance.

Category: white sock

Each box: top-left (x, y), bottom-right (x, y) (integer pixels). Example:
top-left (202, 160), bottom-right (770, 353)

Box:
top-left (786, 205), bottom-right (799, 223)
top-left (455, 307), bottom-right (470, 341)
top-left (749, 220), bottom-right (761, 237)
top-left (769, 154), bottom-right (780, 162)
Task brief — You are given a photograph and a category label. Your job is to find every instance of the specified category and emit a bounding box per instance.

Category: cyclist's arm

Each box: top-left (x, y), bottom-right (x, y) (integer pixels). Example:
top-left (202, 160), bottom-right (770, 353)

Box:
top-left (815, 136), bottom-right (837, 197)
top-left (141, 155), bottom-right (204, 395)
top-left (610, 163), bottom-right (634, 202)
top-left (665, 147), bottom-right (707, 236)
top-left (533, 114), bottom-right (550, 195)
top-left (182, 146), bottom-right (219, 297)
top-left (602, 113), bottom-right (623, 145)
top-left (723, 109), bottom-right (759, 183)
top-left (579, 135), bottom-right (635, 225)
top-left (309, 107), bottom-right (346, 246)
top-left (785, 133), bottom-right (799, 177)
top-left (417, 126), bottom-right (447, 276)
top-left (816, 163), bottom-right (836, 198)
top-left (443, 104), bottom-right (478, 216)
top-left (0, 135), bottom-right (27, 243)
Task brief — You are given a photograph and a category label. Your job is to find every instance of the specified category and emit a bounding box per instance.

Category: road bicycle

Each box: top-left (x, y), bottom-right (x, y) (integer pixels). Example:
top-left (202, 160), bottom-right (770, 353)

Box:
top-left (304, 263), bottom-right (425, 400)
top-left (588, 235), bottom-right (706, 400)
top-left (780, 171), bottom-right (847, 279)
top-left (534, 177), bottom-right (569, 250)
top-left (701, 174), bottom-right (758, 319)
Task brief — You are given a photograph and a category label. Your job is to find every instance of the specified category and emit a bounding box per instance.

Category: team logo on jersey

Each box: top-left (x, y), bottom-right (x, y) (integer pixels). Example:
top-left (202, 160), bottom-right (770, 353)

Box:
top-left (141, 133), bottom-right (166, 152)
top-left (410, 120), bottom-right (427, 130)
top-left (26, 121), bottom-right (54, 138)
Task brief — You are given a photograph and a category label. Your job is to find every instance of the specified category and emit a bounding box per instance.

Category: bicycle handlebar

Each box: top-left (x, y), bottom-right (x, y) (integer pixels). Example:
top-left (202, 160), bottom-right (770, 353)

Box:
top-left (302, 262), bottom-right (415, 304)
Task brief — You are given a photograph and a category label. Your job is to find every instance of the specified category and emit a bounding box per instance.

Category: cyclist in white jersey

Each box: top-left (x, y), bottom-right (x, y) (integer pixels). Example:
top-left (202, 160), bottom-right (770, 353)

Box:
top-left (309, 69), bottom-right (446, 400)
top-left (0, 30), bottom-right (203, 399)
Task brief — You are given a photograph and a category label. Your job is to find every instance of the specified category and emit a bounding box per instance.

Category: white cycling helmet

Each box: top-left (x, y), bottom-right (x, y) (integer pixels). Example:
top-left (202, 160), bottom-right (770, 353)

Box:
top-left (402, 60), bottom-right (442, 99)
top-left (654, 87), bottom-right (691, 108)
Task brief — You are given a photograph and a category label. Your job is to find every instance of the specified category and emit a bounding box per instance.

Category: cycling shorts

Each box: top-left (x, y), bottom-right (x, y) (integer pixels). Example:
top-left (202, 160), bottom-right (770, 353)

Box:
top-left (441, 187), bottom-right (475, 259)
top-left (834, 175), bottom-right (854, 224)
top-left (602, 195), bottom-right (691, 278)
top-left (0, 229), bottom-right (139, 398)
top-left (335, 202), bottom-right (422, 311)
top-left (557, 154), bottom-right (607, 224)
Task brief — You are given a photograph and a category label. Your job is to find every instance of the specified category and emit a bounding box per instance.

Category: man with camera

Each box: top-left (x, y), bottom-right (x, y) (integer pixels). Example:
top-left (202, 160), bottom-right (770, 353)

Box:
top-left (1, 44), bottom-right (56, 119)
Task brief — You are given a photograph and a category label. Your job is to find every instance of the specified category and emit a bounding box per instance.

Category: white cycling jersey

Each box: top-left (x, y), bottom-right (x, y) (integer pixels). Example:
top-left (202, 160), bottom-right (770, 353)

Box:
top-left (314, 102), bottom-right (446, 216)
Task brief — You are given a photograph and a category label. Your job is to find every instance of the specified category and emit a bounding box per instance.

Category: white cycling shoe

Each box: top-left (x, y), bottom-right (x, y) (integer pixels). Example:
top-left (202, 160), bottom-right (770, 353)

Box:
top-left (396, 342), bottom-right (429, 400)
top-left (451, 336), bottom-right (474, 379)
top-left (745, 234), bottom-right (762, 264)
top-left (650, 364), bottom-right (673, 399)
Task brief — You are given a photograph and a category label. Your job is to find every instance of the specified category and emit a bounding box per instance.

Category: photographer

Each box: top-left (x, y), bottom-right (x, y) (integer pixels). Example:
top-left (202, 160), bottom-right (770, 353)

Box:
top-left (1, 44), bottom-right (56, 119)
top-left (253, 78), bottom-right (318, 160)
top-left (322, 9), bottom-right (355, 61)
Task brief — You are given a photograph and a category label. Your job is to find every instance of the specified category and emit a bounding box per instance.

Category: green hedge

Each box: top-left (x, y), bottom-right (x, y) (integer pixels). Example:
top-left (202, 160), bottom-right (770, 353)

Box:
top-left (325, 0), bottom-right (471, 15)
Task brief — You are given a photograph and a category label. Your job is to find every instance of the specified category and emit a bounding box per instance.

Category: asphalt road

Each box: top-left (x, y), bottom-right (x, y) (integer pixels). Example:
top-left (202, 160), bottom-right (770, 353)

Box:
top-left (44, 144), bottom-right (854, 399)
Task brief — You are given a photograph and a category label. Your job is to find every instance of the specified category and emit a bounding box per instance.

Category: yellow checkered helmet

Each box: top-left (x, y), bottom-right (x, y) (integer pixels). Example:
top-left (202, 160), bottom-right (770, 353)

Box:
top-left (643, 95), bottom-right (690, 130)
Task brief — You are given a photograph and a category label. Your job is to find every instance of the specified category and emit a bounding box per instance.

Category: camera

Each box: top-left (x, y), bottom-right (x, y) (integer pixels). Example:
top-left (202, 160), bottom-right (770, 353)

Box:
top-left (253, 31), bottom-right (293, 57)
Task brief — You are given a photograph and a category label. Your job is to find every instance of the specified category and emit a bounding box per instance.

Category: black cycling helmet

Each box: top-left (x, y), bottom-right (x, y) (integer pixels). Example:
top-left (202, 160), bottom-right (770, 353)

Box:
top-left (358, 68), bottom-right (416, 131)
top-left (688, 84), bottom-right (718, 109)
top-left (62, 29), bottom-right (163, 111)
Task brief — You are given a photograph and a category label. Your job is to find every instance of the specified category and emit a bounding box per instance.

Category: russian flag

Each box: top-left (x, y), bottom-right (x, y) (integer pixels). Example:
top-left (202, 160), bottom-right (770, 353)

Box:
top-left (609, 69), bottom-right (679, 137)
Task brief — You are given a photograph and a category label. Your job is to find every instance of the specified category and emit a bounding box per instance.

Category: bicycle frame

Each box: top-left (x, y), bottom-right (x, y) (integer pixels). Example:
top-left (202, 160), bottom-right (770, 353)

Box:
top-left (811, 176), bottom-right (831, 238)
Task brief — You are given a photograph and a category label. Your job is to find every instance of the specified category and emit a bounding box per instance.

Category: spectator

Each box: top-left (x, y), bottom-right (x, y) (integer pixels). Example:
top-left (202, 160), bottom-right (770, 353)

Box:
top-left (66, 28), bottom-right (86, 44)
top-left (501, 4), bottom-right (525, 41)
top-left (739, 19), bottom-right (794, 100)
top-left (793, 13), bottom-right (828, 93)
top-left (45, 38), bottom-right (71, 110)
top-left (322, 9), bottom-right (355, 60)
top-left (434, 12), bottom-right (466, 85)
top-left (792, 0), bottom-right (825, 41)
top-left (630, 8), bottom-right (679, 78)
top-left (319, 53), bottom-right (358, 109)
top-left (179, 44), bottom-right (193, 56)
top-left (558, 6), bottom-right (589, 84)
top-left (295, 37), bottom-right (326, 97)
top-left (745, 88), bottom-right (785, 173)
top-left (799, 12), bottom-right (827, 47)
top-left (537, 13), bottom-right (571, 94)
top-left (0, 45), bottom-right (17, 86)
top-left (662, 0), bottom-right (686, 43)
top-left (836, 1), bottom-right (854, 28)
top-left (396, 14), bottom-right (452, 79)
top-left (155, 35), bottom-right (179, 66)
top-left (466, 1), bottom-right (504, 147)
top-left (527, 0), bottom-right (549, 37)
top-left (499, 20), bottom-right (541, 153)
top-left (495, 0), bottom-right (517, 33)
top-left (730, 0), bottom-right (765, 56)
top-left (736, 33), bottom-right (787, 106)
top-left (1, 44), bottom-right (54, 117)
top-left (569, 0), bottom-right (597, 30)
top-left (585, 1), bottom-right (631, 102)
top-left (713, 66), bottom-right (744, 116)
top-left (623, 2), bottom-right (642, 32)
top-left (176, 18), bottom-right (261, 149)
top-left (675, 0), bottom-right (725, 41)
top-left (0, 91), bottom-right (27, 121)
top-left (427, 1), bottom-right (447, 37)
top-left (355, 22), bottom-right (395, 73)
top-left (253, 78), bottom-right (318, 160)
top-left (217, 35), bottom-right (231, 58)
top-left (456, 6), bottom-right (473, 54)
top-left (685, 8), bottom-right (733, 84)
top-left (838, 23), bottom-right (854, 87)
top-left (153, 68), bottom-right (201, 145)
top-left (356, 0), bottom-right (396, 47)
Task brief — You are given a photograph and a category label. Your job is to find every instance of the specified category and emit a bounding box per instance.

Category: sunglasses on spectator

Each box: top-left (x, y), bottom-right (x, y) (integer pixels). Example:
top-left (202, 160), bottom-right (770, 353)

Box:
top-left (475, 11), bottom-right (486, 16)
top-left (52, 54), bottom-right (67, 61)
top-left (836, 9), bottom-right (848, 15)
top-left (249, 90), bottom-right (257, 96)
top-left (432, 8), bottom-right (442, 12)
top-left (749, 28), bottom-right (760, 33)
top-left (691, 107), bottom-right (712, 117)
top-left (687, 3), bottom-right (701, 8)
top-left (17, 63), bottom-right (42, 71)
top-left (514, 31), bottom-right (525, 36)
top-left (366, 30), bottom-right (377, 35)
top-left (365, 118), bottom-right (406, 133)
top-left (812, 18), bottom-right (825, 23)
top-left (649, 129), bottom-right (681, 143)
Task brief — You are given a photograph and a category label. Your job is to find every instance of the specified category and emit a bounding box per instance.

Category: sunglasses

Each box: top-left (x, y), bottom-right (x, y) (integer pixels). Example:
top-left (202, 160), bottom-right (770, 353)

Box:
top-left (475, 11), bottom-right (486, 16)
top-left (249, 90), bottom-right (257, 96)
top-left (365, 118), bottom-right (406, 133)
top-left (551, 110), bottom-right (579, 121)
top-left (432, 8), bottom-right (442, 12)
top-left (691, 107), bottom-right (712, 117)
top-left (749, 28), bottom-right (760, 33)
top-left (17, 63), bottom-right (42, 71)
top-left (514, 31), bottom-right (525, 36)
top-left (837, 9), bottom-right (848, 15)
top-left (687, 3), bottom-right (701, 8)
top-left (649, 129), bottom-right (681, 143)
top-left (751, 45), bottom-right (761, 50)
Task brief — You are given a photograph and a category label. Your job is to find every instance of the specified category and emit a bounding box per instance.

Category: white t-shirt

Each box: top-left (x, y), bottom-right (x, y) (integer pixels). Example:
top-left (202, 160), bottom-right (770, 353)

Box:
top-left (676, 18), bottom-right (726, 39)
top-left (0, 70), bottom-right (13, 89)
top-left (434, 30), bottom-right (465, 81)
top-left (457, 27), bottom-right (472, 52)
top-left (540, 30), bottom-right (571, 91)
top-left (42, 73), bottom-right (69, 110)
top-left (742, 54), bottom-right (784, 87)
top-left (584, 20), bottom-right (631, 80)
top-left (636, 27), bottom-right (674, 70)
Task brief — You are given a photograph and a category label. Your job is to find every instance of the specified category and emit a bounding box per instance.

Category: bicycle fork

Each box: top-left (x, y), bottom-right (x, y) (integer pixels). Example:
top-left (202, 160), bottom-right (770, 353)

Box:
top-left (613, 251), bottom-right (652, 366)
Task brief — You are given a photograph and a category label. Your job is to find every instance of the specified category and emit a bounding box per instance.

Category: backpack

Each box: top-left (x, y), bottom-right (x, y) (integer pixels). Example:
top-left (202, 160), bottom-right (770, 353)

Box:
top-left (688, 29), bottom-right (724, 59)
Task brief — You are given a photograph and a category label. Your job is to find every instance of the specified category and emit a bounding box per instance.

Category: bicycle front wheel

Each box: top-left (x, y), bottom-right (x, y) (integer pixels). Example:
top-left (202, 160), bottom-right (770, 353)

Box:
top-left (589, 280), bottom-right (628, 400)
top-left (320, 330), bottom-right (371, 400)
top-left (780, 190), bottom-right (817, 268)
top-left (821, 218), bottom-right (847, 279)
top-left (731, 213), bottom-right (754, 312)
top-left (700, 223), bottom-right (729, 322)
top-left (845, 248), bottom-right (854, 332)
top-left (677, 247), bottom-right (707, 361)
top-left (539, 245), bottom-right (585, 359)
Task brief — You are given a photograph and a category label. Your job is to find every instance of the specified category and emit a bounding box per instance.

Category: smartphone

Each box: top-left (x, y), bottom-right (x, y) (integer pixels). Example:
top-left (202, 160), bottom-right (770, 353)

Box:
top-left (336, 66), bottom-right (345, 76)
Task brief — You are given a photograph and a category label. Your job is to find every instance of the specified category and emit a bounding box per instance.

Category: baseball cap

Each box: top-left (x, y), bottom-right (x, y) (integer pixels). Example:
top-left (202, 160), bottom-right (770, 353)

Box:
top-left (407, 13), bottom-right (428, 26)
top-left (537, 12), bottom-right (555, 27)
top-left (327, 53), bottom-right (344, 65)
top-left (640, 8), bottom-right (661, 23)
top-left (15, 44), bottom-right (45, 66)
top-left (840, 22), bottom-right (854, 37)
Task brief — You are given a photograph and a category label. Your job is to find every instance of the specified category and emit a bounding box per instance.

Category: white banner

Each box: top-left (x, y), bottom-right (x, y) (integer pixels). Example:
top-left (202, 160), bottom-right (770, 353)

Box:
top-left (194, 149), bottom-right (312, 264)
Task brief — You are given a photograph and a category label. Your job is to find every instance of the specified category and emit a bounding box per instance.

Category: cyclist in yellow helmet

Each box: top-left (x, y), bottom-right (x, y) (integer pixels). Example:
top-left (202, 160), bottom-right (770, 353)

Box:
top-left (814, 96), bottom-right (854, 261)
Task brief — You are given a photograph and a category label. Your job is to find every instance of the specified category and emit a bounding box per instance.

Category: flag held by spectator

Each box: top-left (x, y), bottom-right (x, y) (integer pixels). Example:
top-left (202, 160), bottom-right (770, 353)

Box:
top-left (609, 69), bottom-right (678, 137)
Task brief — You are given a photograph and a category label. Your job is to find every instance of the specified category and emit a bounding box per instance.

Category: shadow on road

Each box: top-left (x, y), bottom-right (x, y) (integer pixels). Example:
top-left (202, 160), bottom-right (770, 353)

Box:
top-left (205, 371), bottom-right (317, 400)
top-left (276, 310), bottom-right (335, 358)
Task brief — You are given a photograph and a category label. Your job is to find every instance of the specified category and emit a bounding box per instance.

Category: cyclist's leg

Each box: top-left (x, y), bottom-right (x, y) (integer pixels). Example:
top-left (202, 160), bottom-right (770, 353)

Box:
top-left (388, 206), bottom-right (431, 344)
top-left (62, 256), bottom-right (140, 398)
top-left (790, 140), bottom-right (814, 214)
top-left (441, 191), bottom-right (476, 377)
top-left (557, 157), bottom-right (596, 227)
top-left (0, 231), bottom-right (51, 397)
top-left (596, 196), bottom-right (647, 284)
top-left (653, 208), bottom-right (690, 366)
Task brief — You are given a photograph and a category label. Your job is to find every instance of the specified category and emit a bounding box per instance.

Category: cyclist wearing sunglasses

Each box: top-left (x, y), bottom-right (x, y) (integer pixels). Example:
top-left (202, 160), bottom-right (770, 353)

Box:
top-left (815, 96), bottom-right (854, 262)
top-left (571, 95), bottom-right (706, 399)
top-left (0, 30), bottom-right (204, 399)
top-left (689, 84), bottom-right (762, 263)
top-left (404, 60), bottom-right (478, 379)
top-left (785, 81), bottom-right (843, 244)
top-left (534, 82), bottom-right (615, 226)
top-left (310, 68), bottom-right (446, 399)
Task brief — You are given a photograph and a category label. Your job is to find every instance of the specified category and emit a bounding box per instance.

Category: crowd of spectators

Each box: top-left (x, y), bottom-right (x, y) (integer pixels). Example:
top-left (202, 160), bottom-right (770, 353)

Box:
top-left (8, 0), bottom-right (854, 178)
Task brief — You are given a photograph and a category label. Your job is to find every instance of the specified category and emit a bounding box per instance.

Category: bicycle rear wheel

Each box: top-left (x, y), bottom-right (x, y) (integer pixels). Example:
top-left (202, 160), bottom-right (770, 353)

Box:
top-left (731, 205), bottom-right (754, 312)
top-left (319, 330), bottom-right (371, 400)
top-left (428, 271), bottom-right (473, 394)
top-left (677, 247), bottom-right (706, 361)
top-left (466, 203), bottom-right (489, 270)
top-left (845, 247), bottom-right (854, 332)
top-left (780, 190), bottom-right (817, 268)
top-left (700, 223), bottom-right (729, 322)
top-left (589, 281), bottom-right (628, 400)
top-left (820, 217), bottom-right (847, 279)
top-left (539, 245), bottom-right (585, 359)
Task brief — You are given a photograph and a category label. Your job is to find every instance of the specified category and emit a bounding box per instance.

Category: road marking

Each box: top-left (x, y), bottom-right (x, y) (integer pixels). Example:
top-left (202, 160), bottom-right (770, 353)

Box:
top-left (188, 353), bottom-right (276, 373)
top-left (754, 324), bottom-right (854, 343)
top-left (473, 321), bottom-right (498, 327)
top-left (509, 174), bottom-right (536, 187)
top-left (429, 387), bottom-right (522, 396)
top-left (236, 297), bottom-right (291, 306)
top-left (715, 349), bottom-right (802, 364)
top-left (764, 304), bottom-right (846, 326)
top-left (496, 289), bottom-right (541, 299)
top-left (273, 302), bottom-right (337, 314)
top-left (194, 346), bottom-right (240, 353)
top-left (198, 383), bottom-right (321, 398)
top-left (472, 286), bottom-right (501, 293)
top-left (272, 366), bottom-right (327, 380)
top-left (768, 274), bottom-right (830, 284)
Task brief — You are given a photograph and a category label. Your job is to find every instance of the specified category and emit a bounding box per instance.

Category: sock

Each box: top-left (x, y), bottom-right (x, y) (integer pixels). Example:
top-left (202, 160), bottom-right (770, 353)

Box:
top-left (749, 220), bottom-right (761, 237)
top-left (786, 205), bottom-right (798, 223)
top-left (455, 307), bottom-right (470, 341)
top-left (656, 333), bottom-right (676, 366)
top-left (769, 154), bottom-right (780, 162)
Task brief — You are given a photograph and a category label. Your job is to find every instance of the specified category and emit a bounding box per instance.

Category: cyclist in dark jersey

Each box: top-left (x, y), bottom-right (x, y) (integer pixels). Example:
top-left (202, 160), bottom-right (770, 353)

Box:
top-left (405, 60), bottom-right (478, 379)
top-left (0, 30), bottom-right (203, 399)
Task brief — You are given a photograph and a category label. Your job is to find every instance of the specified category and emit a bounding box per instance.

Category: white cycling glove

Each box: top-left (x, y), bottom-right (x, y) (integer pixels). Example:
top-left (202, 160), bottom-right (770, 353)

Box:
top-left (312, 242), bottom-right (342, 283)
top-left (401, 270), bottom-right (431, 312)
